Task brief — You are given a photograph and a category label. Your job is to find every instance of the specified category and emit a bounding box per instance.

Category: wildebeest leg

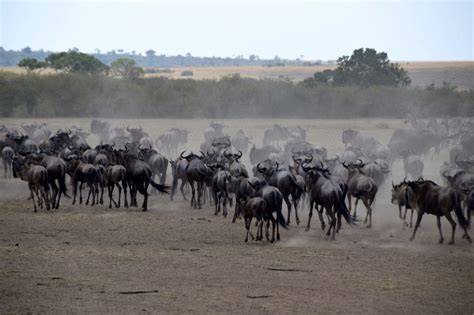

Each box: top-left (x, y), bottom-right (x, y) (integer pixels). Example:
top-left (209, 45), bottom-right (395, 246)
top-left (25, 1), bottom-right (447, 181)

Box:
top-left (180, 180), bottom-right (187, 201)
top-left (336, 209), bottom-right (342, 233)
top-left (305, 200), bottom-right (314, 232)
top-left (232, 201), bottom-right (240, 223)
top-left (316, 205), bottom-right (326, 230)
top-left (354, 198), bottom-right (360, 220)
top-left (115, 183), bottom-right (121, 208)
top-left (214, 190), bottom-right (219, 215)
top-left (138, 182), bottom-right (149, 211)
top-left (85, 182), bottom-right (93, 206)
top-left (284, 195), bottom-right (292, 225)
top-left (265, 219), bottom-right (270, 241)
top-left (292, 198), bottom-right (300, 225)
top-left (72, 180), bottom-right (77, 205)
top-left (108, 184), bottom-right (114, 208)
top-left (362, 198), bottom-right (372, 228)
top-left (409, 211), bottom-right (424, 241)
top-left (29, 183), bottom-right (38, 212)
top-left (436, 216), bottom-right (444, 243)
top-left (223, 191), bottom-right (228, 218)
top-left (170, 176), bottom-right (178, 201)
top-left (99, 183), bottom-right (104, 205)
top-left (79, 182), bottom-right (84, 204)
top-left (347, 194), bottom-right (352, 212)
top-left (189, 180), bottom-right (196, 208)
top-left (330, 207), bottom-right (337, 240)
top-left (40, 185), bottom-right (50, 211)
top-left (50, 180), bottom-right (58, 209)
top-left (257, 220), bottom-right (264, 241)
top-left (270, 215), bottom-right (277, 243)
top-left (442, 212), bottom-right (457, 245)
top-left (409, 209), bottom-right (414, 228)
top-left (122, 180), bottom-right (128, 208)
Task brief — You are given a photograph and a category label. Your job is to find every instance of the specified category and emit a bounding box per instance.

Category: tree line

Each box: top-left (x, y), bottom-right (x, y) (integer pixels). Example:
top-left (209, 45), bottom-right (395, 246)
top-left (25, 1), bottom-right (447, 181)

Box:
top-left (1, 71), bottom-right (472, 118)
top-left (0, 47), bottom-right (321, 68)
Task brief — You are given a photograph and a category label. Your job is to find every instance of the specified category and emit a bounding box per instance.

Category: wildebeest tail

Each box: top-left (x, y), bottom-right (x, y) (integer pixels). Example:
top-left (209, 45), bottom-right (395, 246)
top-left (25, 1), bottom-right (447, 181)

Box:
top-left (41, 170), bottom-right (50, 193)
top-left (58, 165), bottom-right (71, 198)
top-left (290, 175), bottom-right (304, 199)
top-left (274, 195), bottom-right (288, 230)
top-left (146, 172), bottom-right (170, 194)
top-left (452, 192), bottom-right (468, 229)
top-left (337, 198), bottom-right (354, 224)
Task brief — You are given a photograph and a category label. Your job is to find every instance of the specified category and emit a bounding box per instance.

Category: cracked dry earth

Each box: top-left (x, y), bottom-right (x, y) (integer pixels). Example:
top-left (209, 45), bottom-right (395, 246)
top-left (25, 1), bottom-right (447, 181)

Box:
top-left (0, 118), bottom-right (473, 313)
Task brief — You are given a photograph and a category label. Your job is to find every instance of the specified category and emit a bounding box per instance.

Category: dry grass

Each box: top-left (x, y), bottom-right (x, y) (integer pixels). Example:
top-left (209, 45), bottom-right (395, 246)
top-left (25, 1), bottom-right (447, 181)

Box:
top-left (3, 61), bottom-right (473, 88)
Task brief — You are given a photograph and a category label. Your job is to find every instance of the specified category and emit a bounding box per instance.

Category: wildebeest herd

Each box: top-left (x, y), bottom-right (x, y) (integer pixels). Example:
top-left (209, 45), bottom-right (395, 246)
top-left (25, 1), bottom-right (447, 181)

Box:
top-left (1, 117), bottom-right (473, 245)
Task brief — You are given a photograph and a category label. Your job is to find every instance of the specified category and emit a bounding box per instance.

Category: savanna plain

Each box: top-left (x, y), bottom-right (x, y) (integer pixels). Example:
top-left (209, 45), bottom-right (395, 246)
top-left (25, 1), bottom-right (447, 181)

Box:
top-left (0, 118), bottom-right (473, 313)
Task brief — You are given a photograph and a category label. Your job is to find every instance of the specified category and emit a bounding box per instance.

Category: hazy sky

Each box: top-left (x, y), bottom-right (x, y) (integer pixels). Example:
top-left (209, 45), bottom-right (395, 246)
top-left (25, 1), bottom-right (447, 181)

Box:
top-left (1, 0), bottom-right (472, 61)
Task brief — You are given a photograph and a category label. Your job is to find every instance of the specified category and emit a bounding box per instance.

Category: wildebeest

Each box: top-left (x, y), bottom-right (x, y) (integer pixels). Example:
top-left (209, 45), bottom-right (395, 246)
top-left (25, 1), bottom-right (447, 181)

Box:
top-left (249, 178), bottom-right (288, 243)
top-left (263, 124), bottom-right (288, 147)
top-left (401, 151), bottom-right (424, 180)
top-left (36, 153), bottom-right (70, 209)
top-left (231, 129), bottom-right (252, 153)
top-left (211, 169), bottom-right (232, 217)
top-left (391, 180), bottom-right (417, 229)
top-left (156, 128), bottom-right (189, 158)
top-left (66, 156), bottom-right (99, 206)
top-left (343, 160), bottom-right (378, 227)
top-left (170, 157), bottom-right (189, 201)
top-left (239, 196), bottom-right (265, 242)
top-left (138, 146), bottom-right (168, 185)
top-left (406, 178), bottom-right (471, 244)
top-left (256, 161), bottom-right (303, 226)
top-left (302, 164), bottom-right (352, 240)
top-left (12, 156), bottom-right (51, 212)
top-left (117, 150), bottom-right (169, 211)
top-left (2, 146), bottom-right (14, 178)
top-left (105, 164), bottom-right (128, 208)
top-left (182, 151), bottom-right (213, 209)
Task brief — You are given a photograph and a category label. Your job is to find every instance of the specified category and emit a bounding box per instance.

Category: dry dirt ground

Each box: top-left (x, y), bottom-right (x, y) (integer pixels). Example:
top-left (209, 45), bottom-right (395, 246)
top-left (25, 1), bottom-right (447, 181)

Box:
top-left (0, 118), bottom-right (473, 314)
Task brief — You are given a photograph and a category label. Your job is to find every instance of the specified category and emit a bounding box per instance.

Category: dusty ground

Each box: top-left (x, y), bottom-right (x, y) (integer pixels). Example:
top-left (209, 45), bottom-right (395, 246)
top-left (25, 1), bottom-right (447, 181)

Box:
top-left (1, 118), bottom-right (473, 313)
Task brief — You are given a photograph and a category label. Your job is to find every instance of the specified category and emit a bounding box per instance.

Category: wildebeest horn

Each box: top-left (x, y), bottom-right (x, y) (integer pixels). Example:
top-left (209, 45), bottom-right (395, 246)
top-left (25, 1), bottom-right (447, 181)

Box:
top-left (180, 150), bottom-right (188, 159)
top-left (67, 129), bottom-right (71, 135)
top-left (342, 161), bottom-right (349, 168)
top-left (305, 155), bottom-right (313, 164)
top-left (392, 181), bottom-right (395, 189)
top-left (256, 162), bottom-right (265, 173)
top-left (198, 151), bottom-right (205, 159)
top-left (275, 162), bottom-right (279, 170)
top-left (223, 150), bottom-right (231, 158)
top-left (237, 150), bottom-right (243, 159)
top-left (403, 177), bottom-right (408, 184)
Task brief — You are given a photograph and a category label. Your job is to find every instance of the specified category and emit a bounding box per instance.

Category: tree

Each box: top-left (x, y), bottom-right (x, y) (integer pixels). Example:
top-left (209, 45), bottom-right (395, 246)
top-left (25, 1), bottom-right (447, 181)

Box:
top-left (110, 57), bottom-right (144, 79)
top-left (18, 58), bottom-right (47, 72)
top-left (21, 47), bottom-right (32, 54)
top-left (145, 49), bottom-right (156, 57)
top-left (309, 48), bottom-right (411, 88)
top-left (45, 51), bottom-right (108, 74)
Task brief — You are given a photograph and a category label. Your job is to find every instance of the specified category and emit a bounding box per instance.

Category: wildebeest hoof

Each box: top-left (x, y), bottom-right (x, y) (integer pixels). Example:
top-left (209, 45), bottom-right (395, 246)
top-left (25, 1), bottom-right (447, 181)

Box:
top-left (448, 241), bottom-right (454, 245)
top-left (409, 237), bottom-right (414, 241)
top-left (305, 227), bottom-right (310, 232)
top-left (366, 225), bottom-right (371, 228)
top-left (439, 238), bottom-right (444, 244)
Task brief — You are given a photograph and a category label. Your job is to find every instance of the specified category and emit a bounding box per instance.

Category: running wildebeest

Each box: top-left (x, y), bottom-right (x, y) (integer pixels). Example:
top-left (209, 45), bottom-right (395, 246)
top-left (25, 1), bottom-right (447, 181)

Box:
top-left (405, 178), bottom-right (471, 244)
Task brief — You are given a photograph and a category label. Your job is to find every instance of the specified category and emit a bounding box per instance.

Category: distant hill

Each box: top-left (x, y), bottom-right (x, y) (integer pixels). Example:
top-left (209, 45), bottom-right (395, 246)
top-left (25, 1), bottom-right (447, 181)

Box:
top-left (0, 47), bottom-right (329, 68)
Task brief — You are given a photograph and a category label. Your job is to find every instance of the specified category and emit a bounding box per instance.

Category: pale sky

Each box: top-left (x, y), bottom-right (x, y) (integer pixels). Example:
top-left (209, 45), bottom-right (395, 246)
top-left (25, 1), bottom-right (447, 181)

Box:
top-left (1, 0), bottom-right (472, 61)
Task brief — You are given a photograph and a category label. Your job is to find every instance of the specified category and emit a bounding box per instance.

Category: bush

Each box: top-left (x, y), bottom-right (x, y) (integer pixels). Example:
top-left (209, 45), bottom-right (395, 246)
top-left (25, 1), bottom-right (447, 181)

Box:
top-left (0, 72), bottom-right (472, 118)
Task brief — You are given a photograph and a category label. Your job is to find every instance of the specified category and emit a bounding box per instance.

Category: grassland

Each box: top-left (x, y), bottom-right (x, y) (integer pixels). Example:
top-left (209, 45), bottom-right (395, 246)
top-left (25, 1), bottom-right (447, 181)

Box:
top-left (3, 61), bottom-right (473, 89)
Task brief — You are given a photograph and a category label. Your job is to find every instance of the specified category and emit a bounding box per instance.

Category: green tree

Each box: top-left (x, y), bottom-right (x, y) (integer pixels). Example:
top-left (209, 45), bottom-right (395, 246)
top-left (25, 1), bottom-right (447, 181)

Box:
top-left (309, 48), bottom-right (411, 88)
top-left (110, 57), bottom-right (144, 79)
top-left (45, 51), bottom-right (108, 74)
top-left (18, 58), bottom-right (47, 72)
